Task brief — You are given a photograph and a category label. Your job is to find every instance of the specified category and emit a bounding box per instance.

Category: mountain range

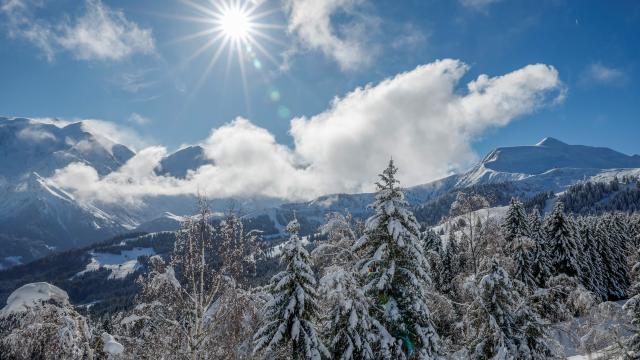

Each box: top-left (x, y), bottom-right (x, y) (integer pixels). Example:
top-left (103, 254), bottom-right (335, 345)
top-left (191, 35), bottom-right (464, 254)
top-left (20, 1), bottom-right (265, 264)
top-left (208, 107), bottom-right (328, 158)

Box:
top-left (2, 116), bottom-right (640, 269)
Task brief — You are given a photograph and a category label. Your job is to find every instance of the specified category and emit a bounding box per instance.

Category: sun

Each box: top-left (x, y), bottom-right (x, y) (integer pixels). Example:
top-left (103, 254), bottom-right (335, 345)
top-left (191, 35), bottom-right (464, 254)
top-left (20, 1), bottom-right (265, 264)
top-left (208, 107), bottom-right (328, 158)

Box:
top-left (218, 6), bottom-right (252, 41)
top-left (174, 0), bottom-right (284, 93)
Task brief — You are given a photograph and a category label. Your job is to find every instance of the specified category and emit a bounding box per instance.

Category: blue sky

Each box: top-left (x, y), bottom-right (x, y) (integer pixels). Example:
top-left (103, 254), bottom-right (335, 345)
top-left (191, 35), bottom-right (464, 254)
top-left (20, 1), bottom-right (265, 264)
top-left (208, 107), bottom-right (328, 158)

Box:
top-left (1, 0), bottom-right (639, 196)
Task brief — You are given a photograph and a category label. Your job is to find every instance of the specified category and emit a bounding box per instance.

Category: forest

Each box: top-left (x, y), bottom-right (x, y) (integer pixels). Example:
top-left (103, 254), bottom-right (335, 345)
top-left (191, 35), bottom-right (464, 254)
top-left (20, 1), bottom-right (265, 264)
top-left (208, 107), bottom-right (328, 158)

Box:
top-left (2, 160), bottom-right (640, 359)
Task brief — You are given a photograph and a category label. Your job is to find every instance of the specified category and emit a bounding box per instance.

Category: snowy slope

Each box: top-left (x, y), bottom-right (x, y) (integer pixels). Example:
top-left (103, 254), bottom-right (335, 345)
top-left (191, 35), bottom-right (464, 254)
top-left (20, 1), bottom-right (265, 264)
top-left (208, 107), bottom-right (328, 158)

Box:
top-left (0, 118), bottom-right (132, 262)
top-left (75, 247), bottom-right (156, 279)
top-left (457, 137), bottom-right (640, 189)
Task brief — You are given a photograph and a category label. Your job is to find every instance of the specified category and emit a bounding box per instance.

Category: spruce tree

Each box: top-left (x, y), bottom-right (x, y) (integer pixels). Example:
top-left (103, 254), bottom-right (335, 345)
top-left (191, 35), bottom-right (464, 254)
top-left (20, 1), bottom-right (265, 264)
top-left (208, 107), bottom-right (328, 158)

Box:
top-left (437, 232), bottom-right (459, 296)
top-left (594, 217), bottom-right (629, 300)
top-left (254, 219), bottom-right (328, 359)
top-left (317, 212), bottom-right (378, 360)
top-left (606, 214), bottom-right (631, 298)
top-left (503, 197), bottom-right (530, 244)
top-left (528, 208), bottom-right (552, 287)
top-left (544, 202), bottom-right (582, 279)
top-left (354, 160), bottom-right (441, 359)
top-left (512, 236), bottom-right (537, 289)
top-left (577, 218), bottom-right (606, 300)
top-left (321, 270), bottom-right (377, 360)
top-left (423, 229), bottom-right (442, 255)
top-left (466, 261), bottom-right (520, 359)
top-left (515, 303), bottom-right (561, 359)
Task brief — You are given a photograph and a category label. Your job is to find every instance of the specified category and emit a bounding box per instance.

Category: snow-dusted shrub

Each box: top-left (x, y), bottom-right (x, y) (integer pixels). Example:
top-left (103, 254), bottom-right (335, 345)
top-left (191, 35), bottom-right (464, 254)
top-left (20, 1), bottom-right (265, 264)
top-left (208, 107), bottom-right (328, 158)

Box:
top-left (567, 286), bottom-right (598, 317)
top-left (0, 282), bottom-right (93, 359)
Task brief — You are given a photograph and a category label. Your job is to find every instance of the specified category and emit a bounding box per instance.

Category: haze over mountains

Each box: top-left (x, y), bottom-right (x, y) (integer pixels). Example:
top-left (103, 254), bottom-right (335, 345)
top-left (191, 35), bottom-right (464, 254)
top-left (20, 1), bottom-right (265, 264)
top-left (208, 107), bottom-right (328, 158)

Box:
top-left (1, 116), bottom-right (640, 268)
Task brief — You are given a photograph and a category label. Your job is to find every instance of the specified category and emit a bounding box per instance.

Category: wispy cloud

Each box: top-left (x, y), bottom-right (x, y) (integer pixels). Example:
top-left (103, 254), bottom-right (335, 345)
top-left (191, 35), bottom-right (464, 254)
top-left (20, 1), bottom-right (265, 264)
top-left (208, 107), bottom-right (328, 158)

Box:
top-left (283, 0), bottom-right (377, 71)
top-left (459, 0), bottom-right (503, 11)
top-left (28, 117), bottom-right (151, 151)
top-left (127, 113), bottom-right (151, 126)
top-left (581, 63), bottom-right (626, 86)
top-left (0, 0), bottom-right (155, 62)
top-left (49, 59), bottom-right (564, 203)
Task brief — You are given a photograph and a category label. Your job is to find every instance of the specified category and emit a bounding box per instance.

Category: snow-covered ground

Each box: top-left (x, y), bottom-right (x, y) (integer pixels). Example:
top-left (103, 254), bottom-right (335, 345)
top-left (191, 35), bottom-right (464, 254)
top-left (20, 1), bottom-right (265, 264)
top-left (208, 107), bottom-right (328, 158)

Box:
top-left (432, 205), bottom-right (509, 238)
top-left (75, 247), bottom-right (156, 279)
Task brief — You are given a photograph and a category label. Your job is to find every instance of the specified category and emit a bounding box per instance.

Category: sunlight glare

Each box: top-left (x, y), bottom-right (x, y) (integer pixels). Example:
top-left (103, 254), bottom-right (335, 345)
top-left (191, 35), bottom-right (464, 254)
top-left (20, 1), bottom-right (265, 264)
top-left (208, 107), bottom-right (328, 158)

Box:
top-left (219, 7), bottom-right (252, 40)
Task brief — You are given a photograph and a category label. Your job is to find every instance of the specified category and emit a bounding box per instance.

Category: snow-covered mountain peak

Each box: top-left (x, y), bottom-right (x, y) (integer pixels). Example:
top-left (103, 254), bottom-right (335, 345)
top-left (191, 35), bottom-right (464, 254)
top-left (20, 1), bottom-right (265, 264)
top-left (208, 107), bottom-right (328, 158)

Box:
top-left (0, 117), bottom-right (134, 180)
top-left (476, 137), bottom-right (640, 176)
top-left (535, 137), bottom-right (568, 147)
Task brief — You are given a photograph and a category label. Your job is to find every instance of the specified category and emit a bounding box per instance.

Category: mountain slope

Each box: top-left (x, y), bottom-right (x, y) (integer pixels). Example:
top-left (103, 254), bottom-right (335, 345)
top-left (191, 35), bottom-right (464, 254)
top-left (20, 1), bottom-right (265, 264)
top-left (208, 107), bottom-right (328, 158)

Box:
top-left (0, 118), bottom-right (134, 262)
top-left (2, 119), bottom-right (640, 268)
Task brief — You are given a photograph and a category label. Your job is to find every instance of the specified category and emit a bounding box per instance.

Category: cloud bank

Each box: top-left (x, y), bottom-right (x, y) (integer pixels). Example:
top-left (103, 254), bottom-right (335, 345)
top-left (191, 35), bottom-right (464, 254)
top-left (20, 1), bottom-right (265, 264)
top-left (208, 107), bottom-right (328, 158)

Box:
top-left (49, 59), bottom-right (564, 204)
top-left (0, 0), bottom-right (154, 61)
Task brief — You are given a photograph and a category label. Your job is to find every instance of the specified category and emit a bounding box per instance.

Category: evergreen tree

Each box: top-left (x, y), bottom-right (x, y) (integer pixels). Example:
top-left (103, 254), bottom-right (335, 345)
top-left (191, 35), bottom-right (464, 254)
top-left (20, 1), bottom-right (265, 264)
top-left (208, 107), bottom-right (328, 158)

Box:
top-left (437, 231), bottom-right (460, 296)
top-left (316, 212), bottom-right (378, 360)
top-left (515, 303), bottom-right (562, 359)
top-left (594, 217), bottom-right (629, 300)
top-left (528, 208), bottom-right (552, 287)
top-left (466, 261), bottom-right (520, 359)
top-left (544, 202), bottom-right (582, 279)
top-left (576, 218), bottom-right (606, 300)
top-left (607, 214), bottom-right (631, 297)
top-left (423, 229), bottom-right (443, 255)
top-left (254, 219), bottom-right (328, 359)
top-left (354, 160), bottom-right (441, 359)
top-left (512, 236), bottom-right (537, 289)
top-left (503, 197), bottom-right (530, 244)
top-left (321, 270), bottom-right (377, 360)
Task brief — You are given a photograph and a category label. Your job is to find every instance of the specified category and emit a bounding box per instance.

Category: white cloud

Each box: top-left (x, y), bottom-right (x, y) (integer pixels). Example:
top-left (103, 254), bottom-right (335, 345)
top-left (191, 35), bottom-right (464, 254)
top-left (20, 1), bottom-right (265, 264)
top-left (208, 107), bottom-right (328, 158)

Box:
top-left (16, 127), bottom-right (56, 142)
top-left (291, 60), bottom-right (563, 187)
top-left (57, 0), bottom-right (154, 61)
top-left (283, 0), bottom-right (375, 71)
top-left (81, 119), bottom-right (151, 151)
top-left (0, 0), bottom-right (154, 62)
top-left (582, 63), bottom-right (626, 85)
top-left (49, 59), bottom-right (564, 203)
top-left (25, 117), bottom-right (150, 151)
top-left (127, 113), bottom-right (151, 126)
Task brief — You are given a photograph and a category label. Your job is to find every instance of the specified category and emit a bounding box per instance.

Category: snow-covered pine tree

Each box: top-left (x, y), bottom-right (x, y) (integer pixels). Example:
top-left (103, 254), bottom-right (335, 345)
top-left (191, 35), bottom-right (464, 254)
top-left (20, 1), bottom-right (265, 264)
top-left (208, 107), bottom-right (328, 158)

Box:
top-left (544, 202), bottom-right (582, 279)
top-left (594, 217), bottom-right (629, 300)
top-left (437, 230), bottom-right (460, 296)
top-left (353, 159), bottom-right (441, 359)
top-left (577, 218), bottom-right (606, 300)
top-left (423, 228), bottom-right (443, 256)
top-left (465, 261), bottom-right (520, 359)
top-left (515, 301), bottom-right (562, 359)
top-left (321, 269), bottom-right (377, 360)
top-left (253, 219), bottom-right (328, 359)
top-left (315, 212), bottom-right (378, 360)
top-left (605, 214), bottom-right (631, 298)
top-left (528, 208), bottom-right (552, 287)
top-left (503, 197), bottom-right (530, 244)
top-left (512, 235), bottom-right (537, 290)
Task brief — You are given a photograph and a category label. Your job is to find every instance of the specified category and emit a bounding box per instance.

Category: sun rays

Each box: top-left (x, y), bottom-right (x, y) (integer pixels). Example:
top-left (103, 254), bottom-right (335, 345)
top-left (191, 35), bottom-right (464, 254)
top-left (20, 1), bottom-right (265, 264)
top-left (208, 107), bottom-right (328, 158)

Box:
top-left (173, 0), bottom-right (285, 101)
